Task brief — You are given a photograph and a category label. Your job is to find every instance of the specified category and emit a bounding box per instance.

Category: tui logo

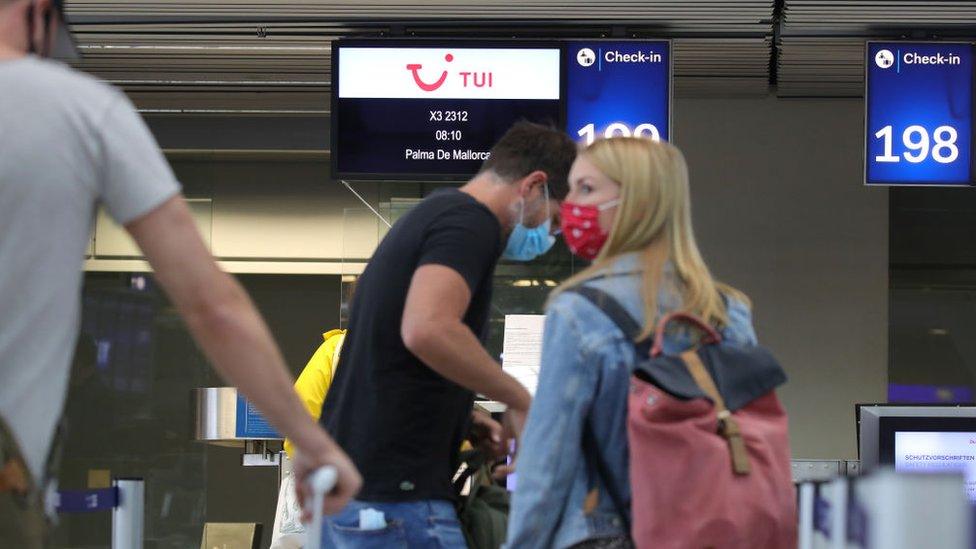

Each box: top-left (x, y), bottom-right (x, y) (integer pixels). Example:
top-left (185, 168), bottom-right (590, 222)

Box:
top-left (406, 53), bottom-right (454, 92)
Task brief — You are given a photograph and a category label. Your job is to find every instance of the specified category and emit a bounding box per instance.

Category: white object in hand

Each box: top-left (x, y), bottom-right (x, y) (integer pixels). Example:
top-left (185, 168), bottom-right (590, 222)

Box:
top-left (303, 466), bottom-right (338, 549)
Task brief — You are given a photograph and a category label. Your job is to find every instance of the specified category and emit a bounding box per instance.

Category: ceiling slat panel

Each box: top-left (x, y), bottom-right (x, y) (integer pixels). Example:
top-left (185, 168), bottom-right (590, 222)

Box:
top-left (67, 0), bottom-right (773, 29)
top-left (779, 0), bottom-right (976, 97)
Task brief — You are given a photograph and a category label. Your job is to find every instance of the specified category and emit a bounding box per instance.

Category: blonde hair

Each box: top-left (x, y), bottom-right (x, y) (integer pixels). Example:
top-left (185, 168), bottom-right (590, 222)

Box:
top-left (554, 137), bottom-right (749, 340)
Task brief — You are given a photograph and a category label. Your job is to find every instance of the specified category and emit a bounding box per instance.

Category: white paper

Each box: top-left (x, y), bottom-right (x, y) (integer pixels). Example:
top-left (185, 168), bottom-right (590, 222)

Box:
top-left (502, 314), bottom-right (546, 396)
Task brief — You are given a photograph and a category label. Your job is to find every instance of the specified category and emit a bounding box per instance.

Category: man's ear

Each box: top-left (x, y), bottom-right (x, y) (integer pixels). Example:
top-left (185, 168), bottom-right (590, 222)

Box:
top-left (517, 171), bottom-right (549, 199)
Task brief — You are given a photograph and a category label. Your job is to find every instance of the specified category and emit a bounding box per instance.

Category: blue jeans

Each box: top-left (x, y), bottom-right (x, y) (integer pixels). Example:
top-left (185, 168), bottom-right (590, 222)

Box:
top-left (323, 499), bottom-right (467, 549)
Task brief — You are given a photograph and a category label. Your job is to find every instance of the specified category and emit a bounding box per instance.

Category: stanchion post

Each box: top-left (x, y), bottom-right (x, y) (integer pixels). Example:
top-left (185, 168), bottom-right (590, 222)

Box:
top-left (112, 478), bottom-right (144, 549)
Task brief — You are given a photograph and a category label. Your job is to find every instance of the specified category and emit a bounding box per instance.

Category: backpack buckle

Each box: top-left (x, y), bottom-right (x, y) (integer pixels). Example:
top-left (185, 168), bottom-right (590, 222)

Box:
top-left (717, 416), bottom-right (751, 476)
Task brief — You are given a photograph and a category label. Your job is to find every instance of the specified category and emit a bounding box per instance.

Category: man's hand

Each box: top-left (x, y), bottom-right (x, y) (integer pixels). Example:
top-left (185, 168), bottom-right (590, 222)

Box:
top-left (293, 445), bottom-right (363, 521)
top-left (469, 409), bottom-right (505, 459)
top-left (502, 406), bottom-right (527, 447)
top-left (492, 406), bottom-right (528, 479)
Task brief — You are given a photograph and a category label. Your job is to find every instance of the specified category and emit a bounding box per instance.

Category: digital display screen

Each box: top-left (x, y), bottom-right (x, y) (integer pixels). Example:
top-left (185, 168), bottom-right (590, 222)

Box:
top-left (566, 40), bottom-right (671, 144)
top-left (865, 42), bottom-right (974, 186)
top-left (895, 431), bottom-right (976, 501)
top-left (332, 41), bottom-right (562, 180)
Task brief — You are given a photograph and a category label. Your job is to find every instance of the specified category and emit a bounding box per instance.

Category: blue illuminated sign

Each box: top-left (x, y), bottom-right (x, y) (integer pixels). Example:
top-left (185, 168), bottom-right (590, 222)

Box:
top-left (566, 40), bottom-right (671, 145)
top-left (236, 394), bottom-right (281, 439)
top-left (865, 42), bottom-right (974, 186)
top-left (57, 488), bottom-right (118, 513)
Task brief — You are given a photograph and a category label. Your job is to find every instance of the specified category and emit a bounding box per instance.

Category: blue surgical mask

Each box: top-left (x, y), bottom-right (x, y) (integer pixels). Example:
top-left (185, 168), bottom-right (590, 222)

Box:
top-left (502, 185), bottom-right (556, 262)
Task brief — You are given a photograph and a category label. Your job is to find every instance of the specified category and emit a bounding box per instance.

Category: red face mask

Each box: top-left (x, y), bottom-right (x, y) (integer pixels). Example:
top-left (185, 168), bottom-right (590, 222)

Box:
top-left (560, 198), bottom-right (620, 261)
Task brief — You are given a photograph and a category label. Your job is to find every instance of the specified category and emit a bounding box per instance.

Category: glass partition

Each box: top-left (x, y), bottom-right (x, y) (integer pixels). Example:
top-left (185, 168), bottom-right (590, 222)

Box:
top-left (57, 273), bottom-right (342, 549)
top-left (889, 187), bottom-right (976, 404)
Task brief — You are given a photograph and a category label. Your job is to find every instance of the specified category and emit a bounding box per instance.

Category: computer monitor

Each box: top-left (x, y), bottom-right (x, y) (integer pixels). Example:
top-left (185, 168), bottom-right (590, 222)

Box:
top-left (857, 404), bottom-right (976, 501)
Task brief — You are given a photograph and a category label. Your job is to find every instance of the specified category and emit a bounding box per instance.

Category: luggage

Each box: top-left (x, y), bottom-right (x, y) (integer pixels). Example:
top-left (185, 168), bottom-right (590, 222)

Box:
top-left (455, 450), bottom-right (510, 549)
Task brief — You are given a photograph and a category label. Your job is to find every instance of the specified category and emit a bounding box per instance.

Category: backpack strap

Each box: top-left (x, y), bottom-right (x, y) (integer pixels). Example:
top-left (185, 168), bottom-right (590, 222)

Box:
top-left (453, 449), bottom-right (486, 496)
top-left (680, 349), bottom-right (752, 476)
top-left (568, 286), bottom-right (643, 342)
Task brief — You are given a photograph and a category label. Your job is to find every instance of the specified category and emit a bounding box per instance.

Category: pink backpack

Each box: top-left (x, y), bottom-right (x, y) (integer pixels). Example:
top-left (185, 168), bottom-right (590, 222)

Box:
top-left (573, 288), bottom-right (797, 549)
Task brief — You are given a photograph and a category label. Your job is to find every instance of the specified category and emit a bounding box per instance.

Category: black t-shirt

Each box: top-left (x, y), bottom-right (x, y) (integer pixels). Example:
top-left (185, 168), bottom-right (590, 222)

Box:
top-left (321, 188), bottom-right (502, 502)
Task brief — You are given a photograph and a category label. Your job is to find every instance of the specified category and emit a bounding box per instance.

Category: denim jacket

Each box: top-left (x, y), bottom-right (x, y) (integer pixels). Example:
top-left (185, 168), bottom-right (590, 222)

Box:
top-left (505, 253), bottom-right (758, 549)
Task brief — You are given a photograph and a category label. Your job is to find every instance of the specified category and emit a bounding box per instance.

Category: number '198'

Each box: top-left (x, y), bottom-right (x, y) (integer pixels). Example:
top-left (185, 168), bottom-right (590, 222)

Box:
top-left (874, 125), bottom-right (960, 164)
top-left (578, 123), bottom-right (661, 146)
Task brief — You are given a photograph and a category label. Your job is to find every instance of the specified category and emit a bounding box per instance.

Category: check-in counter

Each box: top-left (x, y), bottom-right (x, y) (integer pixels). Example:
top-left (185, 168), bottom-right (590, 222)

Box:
top-left (193, 387), bottom-right (283, 467)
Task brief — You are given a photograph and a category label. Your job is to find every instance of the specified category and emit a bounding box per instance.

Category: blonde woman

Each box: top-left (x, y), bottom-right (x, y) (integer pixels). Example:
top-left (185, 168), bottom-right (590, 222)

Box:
top-left (505, 138), bottom-right (757, 548)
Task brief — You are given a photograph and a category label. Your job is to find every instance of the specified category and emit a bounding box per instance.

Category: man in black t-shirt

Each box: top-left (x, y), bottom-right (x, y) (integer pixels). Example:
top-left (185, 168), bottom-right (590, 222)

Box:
top-left (320, 122), bottom-right (576, 547)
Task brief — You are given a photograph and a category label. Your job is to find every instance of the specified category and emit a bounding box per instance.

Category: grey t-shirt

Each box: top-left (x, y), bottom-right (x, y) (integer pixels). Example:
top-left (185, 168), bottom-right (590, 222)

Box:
top-left (0, 57), bottom-right (180, 481)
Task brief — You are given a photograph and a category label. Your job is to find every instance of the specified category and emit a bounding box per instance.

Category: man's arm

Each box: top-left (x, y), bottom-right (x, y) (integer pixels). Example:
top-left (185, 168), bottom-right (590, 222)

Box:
top-left (401, 264), bottom-right (531, 416)
top-left (126, 195), bottom-right (361, 513)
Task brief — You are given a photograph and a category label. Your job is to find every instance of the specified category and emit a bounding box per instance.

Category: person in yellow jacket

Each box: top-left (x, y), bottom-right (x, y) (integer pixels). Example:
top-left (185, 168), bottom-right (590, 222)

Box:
top-left (283, 329), bottom-right (346, 459)
top-left (272, 329), bottom-right (346, 549)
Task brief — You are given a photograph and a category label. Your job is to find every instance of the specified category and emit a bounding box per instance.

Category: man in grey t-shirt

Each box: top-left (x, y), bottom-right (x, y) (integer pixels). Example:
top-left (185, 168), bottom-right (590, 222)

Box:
top-left (0, 1), bottom-right (360, 543)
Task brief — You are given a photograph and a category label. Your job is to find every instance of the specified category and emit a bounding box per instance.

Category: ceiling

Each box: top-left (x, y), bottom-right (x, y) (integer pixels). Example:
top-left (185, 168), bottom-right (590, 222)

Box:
top-left (61, 1), bottom-right (976, 112)
top-left (778, 1), bottom-right (976, 97)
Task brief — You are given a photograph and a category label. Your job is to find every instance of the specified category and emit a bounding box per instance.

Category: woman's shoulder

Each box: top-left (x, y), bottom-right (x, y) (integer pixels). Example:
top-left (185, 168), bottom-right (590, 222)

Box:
top-left (545, 285), bottom-right (639, 350)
